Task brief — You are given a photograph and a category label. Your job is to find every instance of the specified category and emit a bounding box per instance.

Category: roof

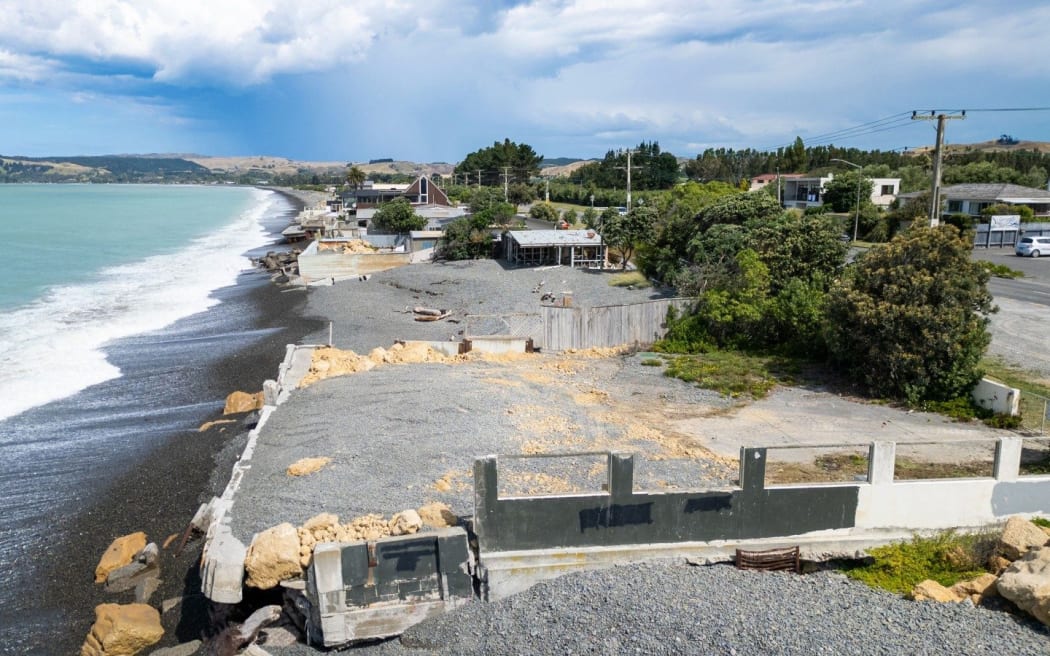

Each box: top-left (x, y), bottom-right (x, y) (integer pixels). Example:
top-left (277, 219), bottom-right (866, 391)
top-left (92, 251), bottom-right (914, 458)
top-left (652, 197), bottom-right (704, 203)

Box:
top-left (507, 230), bottom-right (603, 247)
top-left (939, 183), bottom-right (1050, 202)
top-left (751, 173), bottom-right (803, 182)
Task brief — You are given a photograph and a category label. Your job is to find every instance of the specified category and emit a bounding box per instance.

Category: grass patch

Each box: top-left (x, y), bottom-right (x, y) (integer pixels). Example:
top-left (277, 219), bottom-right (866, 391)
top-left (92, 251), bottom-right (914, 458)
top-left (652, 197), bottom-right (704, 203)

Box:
top-left (767, 453), bottom-right (992, 485)
top-left (1032, 517), bottom-right (1050, 529)
top-left (977, 260), bottom-right (1024, 279)
top-left (607, 271), bottom-right (650, 288)
top-left (662, 351), bottom-right (800, 399)
top-left (844, 530), bottom-right (996, 595)
top-left (640, 358), bottom-right (663, 367)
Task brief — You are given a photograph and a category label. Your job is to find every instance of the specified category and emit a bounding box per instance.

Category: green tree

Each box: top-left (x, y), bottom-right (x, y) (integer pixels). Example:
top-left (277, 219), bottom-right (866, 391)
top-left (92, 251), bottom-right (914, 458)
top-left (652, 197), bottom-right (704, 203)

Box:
top-left (822, 171), bottom-right (874, 213)
top-left (561, 208), bottom-right (578, 226)
top-left (581, 206), bottom-right (599, 228)
top-left (981, 203), bottom-right (1034, 223)
top-left (439, 215), bottom-right (494, 260)
top-left (455, 139), bottom-right (543, 186)
top-left (508, 183), bottom-right (536, 206)
top-left (370, 197), bottom-right (426, 233)
top-left (825, 226), bottom-right (995, 403)
top-left (346, 165), bottom-right (366, 190)
top-left (529, 202), bottom-right (559, 223)
top-left (603, 205), bottom-right (657, 269)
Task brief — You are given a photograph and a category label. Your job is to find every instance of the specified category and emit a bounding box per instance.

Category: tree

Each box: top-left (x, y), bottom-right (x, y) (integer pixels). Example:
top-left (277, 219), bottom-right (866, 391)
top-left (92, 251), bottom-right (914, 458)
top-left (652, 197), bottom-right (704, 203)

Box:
top-left (507, 183), bottom-right (535, 206)
top-left (825, 225), bottom-right (995, 403)
top-left (822, 171), bottom-right (874, 213)
top-left (455, 139), bottom-right (543, 186)
top-left (529, 202), bottom-right (558, 223)
top-left (346, 165), bottom-right (366, 190)
top-left (581, 206), bottom-right (599, 228)
top-left (370, 197), bottom-right (426, 233)
top-left (561, 208), bottom-right (578, 226)
top-left (439, 214), bottom-right (494, 260)
top-left (603, 205), bottom-right (657, 269)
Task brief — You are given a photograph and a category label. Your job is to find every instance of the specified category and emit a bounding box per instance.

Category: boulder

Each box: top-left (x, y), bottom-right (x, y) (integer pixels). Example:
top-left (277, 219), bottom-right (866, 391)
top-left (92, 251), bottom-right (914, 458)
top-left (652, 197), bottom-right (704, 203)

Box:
top-left (105, 543), bottom-right (160, 593)
top-left (389, 509), bottom-right (423, 536)
top-left (81, 603), bottom-right (163, 656)
top-left (95, 533), bottom-right (148, 584)
top-left (998, 546), bottom-right (1050, 626)
top-left (911, 579), bottom-right (964, 603)
top-left (223, 391), bottom-right (264, 415)
top-left (988, 555), bottom-right (1012, 575)
top-left (999, 516), bottom-right (1049, 561)
top-left (417, 502), bottom-right (458, 528)
top-left (244, 523), bottom-right (302, 589)
top-left (950, 573), bottom-right (999, 604)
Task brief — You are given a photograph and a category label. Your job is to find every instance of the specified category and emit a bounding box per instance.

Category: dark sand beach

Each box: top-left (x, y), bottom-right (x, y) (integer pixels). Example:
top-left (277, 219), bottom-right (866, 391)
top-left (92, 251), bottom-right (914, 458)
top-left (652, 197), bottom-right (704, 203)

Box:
top-left (0, 189), bottom-right (320, 655)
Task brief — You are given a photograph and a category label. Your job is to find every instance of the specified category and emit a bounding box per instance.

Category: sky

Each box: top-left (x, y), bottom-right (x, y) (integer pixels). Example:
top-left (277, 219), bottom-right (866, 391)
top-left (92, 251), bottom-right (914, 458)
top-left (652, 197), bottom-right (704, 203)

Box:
top-left (2, 0), bottom-right (1050, 163)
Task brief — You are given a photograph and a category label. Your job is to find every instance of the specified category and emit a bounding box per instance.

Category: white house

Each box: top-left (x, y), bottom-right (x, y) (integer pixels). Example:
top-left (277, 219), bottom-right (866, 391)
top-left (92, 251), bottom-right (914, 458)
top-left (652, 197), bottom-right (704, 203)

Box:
top-left (780, 173), bottom-right (900, 210)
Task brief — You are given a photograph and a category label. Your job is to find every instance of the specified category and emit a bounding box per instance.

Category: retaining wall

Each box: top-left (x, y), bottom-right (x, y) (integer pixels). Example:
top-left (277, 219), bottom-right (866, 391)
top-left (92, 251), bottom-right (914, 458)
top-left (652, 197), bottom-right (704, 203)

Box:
top-left (297, 241), bottom-right (413, 282)
top-left (972, 377), bottom-right (1020, 416)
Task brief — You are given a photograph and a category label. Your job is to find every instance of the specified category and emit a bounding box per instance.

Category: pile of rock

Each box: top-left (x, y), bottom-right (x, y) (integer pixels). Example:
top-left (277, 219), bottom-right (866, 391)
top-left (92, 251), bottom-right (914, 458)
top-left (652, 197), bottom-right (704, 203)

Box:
top-left (298, 342), bottom-right (451, 387)
top-left (243, 505), bottom-right (455, 591)
top-left (84, 533), bottom-right (166, 655)
top-left (910, 516), bottom-right (1050, 626)
top-left (253, 249), bottom-right (300, 284)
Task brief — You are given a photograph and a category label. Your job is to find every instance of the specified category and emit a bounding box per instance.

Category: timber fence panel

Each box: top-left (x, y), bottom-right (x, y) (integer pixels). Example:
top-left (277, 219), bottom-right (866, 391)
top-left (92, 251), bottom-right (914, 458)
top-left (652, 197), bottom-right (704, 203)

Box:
top-left (543, 298), bottom-right (692, 351)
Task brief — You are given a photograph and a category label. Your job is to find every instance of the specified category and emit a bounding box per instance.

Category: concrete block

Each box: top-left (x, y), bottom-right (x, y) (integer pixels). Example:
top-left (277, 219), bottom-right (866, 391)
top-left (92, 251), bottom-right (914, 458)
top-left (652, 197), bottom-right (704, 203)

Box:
top-left (973, 378), bottom-right (1020, 416)
top-left (200, 527), bottom-right (246, 604)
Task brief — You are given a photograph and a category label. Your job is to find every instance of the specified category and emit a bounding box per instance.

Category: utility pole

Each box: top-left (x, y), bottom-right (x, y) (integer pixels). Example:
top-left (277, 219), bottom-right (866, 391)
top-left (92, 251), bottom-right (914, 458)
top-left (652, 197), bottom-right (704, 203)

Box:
top-left (500, 166), bottom-right (511, 202)
top-left (912, 110), bottom-right (965, 226)
top-left (544, 176), bottom-right (550, 203)
top-left (615, 149), bottom-right (642, 211)
top-left (476, 170), bottom-right (482, 188)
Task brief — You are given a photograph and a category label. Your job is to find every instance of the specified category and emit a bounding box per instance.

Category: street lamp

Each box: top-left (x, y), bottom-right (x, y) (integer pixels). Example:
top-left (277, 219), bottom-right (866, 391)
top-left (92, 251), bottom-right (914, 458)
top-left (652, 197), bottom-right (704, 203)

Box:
top-left (830, 158), bottom-right (863, 243)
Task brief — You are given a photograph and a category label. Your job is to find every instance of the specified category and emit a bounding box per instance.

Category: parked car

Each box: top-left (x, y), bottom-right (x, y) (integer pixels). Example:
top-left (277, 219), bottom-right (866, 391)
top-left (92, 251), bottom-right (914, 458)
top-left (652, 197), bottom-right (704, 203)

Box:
top-left (1015, 236), bottom-right (1050, 258)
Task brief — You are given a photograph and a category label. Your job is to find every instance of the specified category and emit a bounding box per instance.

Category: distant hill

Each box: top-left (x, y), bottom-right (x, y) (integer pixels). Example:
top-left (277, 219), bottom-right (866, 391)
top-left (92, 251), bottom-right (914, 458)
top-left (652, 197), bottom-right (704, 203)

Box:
top-left (0, 154), bottom-right (209, 182)
top-left (907, 139), bottom-right (1050, 156)
top-left (540, 157), bottom-right (583, 167)
top-left (541, 159), bottom-right (595, 178)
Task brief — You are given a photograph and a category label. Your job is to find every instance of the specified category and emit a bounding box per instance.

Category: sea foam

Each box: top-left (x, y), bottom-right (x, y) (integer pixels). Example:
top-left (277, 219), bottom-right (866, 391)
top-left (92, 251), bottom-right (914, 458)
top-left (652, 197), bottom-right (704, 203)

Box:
top-left (0, 189), bottom-right (279, 421)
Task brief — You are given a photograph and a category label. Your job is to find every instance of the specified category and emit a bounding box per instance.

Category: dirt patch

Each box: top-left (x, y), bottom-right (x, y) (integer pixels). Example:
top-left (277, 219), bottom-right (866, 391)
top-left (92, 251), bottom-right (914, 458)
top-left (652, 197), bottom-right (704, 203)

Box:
top-left (286, 457), bottom-right (331, 477)
top-left (318, 240), bottom-right (377, 254)
top-left (433, 470), bottom-right (471, 493)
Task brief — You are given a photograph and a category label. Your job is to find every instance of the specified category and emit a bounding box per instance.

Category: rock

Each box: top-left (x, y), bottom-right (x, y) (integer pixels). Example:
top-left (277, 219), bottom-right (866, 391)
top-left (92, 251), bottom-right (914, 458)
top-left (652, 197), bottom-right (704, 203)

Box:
top-left (301, 512), bottom-right (340, 532)
top-left (988, 555), bottom-right (1012, 574)
top-left (999, 516), bottom-right (1049, 561)
top-left (148, 640), bottom-right (201, 656)
top-left (389, 509), bottom-right (423, 536)
top-left (244, 523), bottom-right (302, 589)
top-left (950, 573), bottom-right (998, 604)
top-left (81, 603), bottom-right (163, 656)
top-left (96, 533), bottom-right (148, 584)
top-left (998, 546), bottom-right (1050, 626)
top-left (223, 390), bottom-right (264, 415)
top-left (417, 502), bottom-right (458, 528)
top-left (106, 543), bottom-right (160, 593)
top-left (204, 605), bottom-right (282, 656)
top-left (286, 457), bottom-right (331, 477)
top-left (134, 575), bottom-right (161, 604)
top-left (910, 579), bottom-right (964, 603)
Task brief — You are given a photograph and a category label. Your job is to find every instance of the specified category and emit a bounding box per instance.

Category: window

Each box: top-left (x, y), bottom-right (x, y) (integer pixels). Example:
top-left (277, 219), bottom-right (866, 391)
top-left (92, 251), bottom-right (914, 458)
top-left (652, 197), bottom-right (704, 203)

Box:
top-left (881, 185), bottom-right (895, 195)
top-left (947, 201), bottom-right (963, 213)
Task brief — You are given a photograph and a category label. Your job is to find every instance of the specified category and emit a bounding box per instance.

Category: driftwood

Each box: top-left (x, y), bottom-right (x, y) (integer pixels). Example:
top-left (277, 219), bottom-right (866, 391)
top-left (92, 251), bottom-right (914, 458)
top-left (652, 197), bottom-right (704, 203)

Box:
top-left (205, 604), bottom-right (283, 656)
top-left (414, 312), bottom-right (451, 322)
top-left (413, 306), bottom-right (446, 316)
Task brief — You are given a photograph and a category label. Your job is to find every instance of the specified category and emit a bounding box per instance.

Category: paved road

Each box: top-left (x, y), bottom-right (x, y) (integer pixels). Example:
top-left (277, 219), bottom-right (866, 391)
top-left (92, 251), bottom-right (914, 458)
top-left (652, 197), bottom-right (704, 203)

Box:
top-left (973, 248), bottom-right (1050, 306)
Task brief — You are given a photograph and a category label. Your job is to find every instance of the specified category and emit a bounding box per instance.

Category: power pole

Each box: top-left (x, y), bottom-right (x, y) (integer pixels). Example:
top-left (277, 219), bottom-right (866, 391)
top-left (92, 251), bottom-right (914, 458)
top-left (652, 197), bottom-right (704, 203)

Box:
top-left (500, 167), bottom-right (511, 202)
top-left (476, 170), bottom-right (482, 188)
top-left (544, 176), bottom-right (550, 203)
top-left (615, 149), bottom-right (642, 211)
top-left (912, 110), bottom-right (965, 226)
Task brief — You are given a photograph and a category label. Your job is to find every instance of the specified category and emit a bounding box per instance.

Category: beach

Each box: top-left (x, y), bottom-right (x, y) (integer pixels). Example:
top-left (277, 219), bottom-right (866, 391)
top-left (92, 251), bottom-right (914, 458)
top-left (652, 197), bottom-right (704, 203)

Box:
top-left (0, 188), bottom-right (322, 655)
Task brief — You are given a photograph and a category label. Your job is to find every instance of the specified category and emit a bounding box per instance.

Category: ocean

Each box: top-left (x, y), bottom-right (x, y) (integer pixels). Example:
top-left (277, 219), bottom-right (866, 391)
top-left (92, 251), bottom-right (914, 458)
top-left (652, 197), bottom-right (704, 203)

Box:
top-left (0, 184), bottom-right (305, 654)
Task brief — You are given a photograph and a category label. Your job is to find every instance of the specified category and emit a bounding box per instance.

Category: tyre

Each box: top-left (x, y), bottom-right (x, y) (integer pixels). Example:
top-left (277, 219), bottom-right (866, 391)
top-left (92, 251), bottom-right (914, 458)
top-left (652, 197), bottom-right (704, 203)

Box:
top-left (1033, 250), bottom-right (1041, 258)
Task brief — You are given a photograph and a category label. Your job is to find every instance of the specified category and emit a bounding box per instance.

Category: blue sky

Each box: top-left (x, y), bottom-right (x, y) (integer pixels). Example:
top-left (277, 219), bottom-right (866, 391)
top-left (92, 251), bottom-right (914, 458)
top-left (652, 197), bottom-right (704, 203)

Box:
top-left (3, 0), bottom-right (1050, 163)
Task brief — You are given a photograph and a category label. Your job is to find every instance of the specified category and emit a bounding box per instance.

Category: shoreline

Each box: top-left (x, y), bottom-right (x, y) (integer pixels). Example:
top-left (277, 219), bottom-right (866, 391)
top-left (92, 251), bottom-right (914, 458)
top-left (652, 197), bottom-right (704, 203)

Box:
top-left (23, 189), bottom-right (323, 654)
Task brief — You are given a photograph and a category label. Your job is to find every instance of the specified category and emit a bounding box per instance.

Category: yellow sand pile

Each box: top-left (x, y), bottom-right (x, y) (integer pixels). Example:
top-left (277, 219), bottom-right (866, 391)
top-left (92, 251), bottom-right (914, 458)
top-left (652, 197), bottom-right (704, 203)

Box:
top-left (317, 239), bottom-right (377, 254)
top-left (299, 342), bottom-right (469, 387)
top-left (294, 509), bottom-right (425, 566)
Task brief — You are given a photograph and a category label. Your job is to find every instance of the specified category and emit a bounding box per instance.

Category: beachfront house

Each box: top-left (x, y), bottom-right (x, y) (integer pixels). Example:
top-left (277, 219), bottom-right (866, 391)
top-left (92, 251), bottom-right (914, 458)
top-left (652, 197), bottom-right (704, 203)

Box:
top-left (895, 182), bottom-right (1050, 219)
top-left (351, 175), bottom-right (466, 231)
top-left (780, 173), bottom-right (900, 210)
top-left (503, 229), bottom-right (606, 269)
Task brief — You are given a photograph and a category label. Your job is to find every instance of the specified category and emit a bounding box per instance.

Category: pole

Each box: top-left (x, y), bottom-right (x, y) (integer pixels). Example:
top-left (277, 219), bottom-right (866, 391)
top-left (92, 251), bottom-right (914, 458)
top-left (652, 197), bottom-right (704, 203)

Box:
top-left (501, 167), bottom-right (511, 202)
top-left (911, 110), bottom-right (965, 227)
top-left (853, 175), bottom-right (861, 242)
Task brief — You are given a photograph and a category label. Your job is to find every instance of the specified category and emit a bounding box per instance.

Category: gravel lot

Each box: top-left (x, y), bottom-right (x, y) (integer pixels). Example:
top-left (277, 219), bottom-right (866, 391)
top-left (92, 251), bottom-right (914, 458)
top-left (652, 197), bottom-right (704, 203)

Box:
top-left (224, 259), bottom-right (1049, 655)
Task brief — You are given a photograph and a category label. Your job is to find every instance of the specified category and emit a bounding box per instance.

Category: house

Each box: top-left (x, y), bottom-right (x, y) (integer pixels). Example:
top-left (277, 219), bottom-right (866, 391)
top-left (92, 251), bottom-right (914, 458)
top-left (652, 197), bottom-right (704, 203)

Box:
top-left (897, 183), bottom-right (1050, 218)
top-left (503, 230), bottom-right (606, 268)
top-left (780, 173), bottom-right (901, 210)
top-left (749, 173), bottom-right (802, 193)
top-left (351, 175), bottom-right (467, 230)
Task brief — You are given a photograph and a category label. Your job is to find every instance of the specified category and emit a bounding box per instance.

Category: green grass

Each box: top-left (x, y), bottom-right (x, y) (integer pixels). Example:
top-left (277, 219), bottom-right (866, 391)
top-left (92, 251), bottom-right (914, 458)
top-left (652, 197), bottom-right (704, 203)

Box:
top-left (977, 260), bottom-right (1024, 279)
top-left (662, 351), bottom-right (799, 399)
top-left (607, 271), bottom-right (651, 288)
top-left (1032, 517), bottom-right (1050, 529)
top-left (844, 531), bottom-right (996, 595)
top-left (640, 358), bottom-right (663, 367)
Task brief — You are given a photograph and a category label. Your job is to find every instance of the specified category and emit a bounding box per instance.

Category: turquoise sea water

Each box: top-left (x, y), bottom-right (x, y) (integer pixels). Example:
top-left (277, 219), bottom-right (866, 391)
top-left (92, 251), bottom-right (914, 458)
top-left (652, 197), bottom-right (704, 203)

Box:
top-left (0, 184), bottom-right (276, 419)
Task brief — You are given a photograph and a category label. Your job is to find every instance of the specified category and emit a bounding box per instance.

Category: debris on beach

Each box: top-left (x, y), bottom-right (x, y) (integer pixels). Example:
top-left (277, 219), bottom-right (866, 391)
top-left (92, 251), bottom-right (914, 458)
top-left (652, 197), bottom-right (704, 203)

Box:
top-left (286, 457), bottom-right (331, 477)
top-left (198, 418), bottom-right (237, 433)
top-left (222, 390), bottom-right (264, 415)
top-left (412, 306), bottom-right (451, 321)
top-left (95, 533), bottom-right (147, 583)
top-left (81, 603), bottom-right (163, 656)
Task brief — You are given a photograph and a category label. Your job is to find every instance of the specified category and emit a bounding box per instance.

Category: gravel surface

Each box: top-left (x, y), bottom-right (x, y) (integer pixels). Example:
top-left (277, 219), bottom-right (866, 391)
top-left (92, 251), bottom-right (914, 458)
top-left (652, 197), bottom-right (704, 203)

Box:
top-left (221, 258), bottom-right (1050, 655)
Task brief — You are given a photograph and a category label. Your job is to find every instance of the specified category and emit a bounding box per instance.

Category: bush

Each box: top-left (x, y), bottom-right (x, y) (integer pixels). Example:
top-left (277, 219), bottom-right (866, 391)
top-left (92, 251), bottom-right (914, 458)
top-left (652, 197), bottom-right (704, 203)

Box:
top-left (845, 531), bottom-right (994, 595)
top-left (825, 225), bottom-right (995, 403)
top-left (529, 202), bottom-right (558, 223)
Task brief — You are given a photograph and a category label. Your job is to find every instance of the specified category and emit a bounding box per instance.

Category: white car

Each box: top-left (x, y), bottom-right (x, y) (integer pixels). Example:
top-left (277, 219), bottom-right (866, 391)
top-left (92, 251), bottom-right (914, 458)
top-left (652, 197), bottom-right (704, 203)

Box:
top-left (1016, 236), bottom-right (1050, 258)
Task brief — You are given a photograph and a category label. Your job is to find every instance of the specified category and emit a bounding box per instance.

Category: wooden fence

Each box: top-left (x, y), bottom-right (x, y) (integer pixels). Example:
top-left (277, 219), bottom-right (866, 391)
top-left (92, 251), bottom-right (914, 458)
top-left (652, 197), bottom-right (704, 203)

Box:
top-left (541, 298), bottom-right (692, 351)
